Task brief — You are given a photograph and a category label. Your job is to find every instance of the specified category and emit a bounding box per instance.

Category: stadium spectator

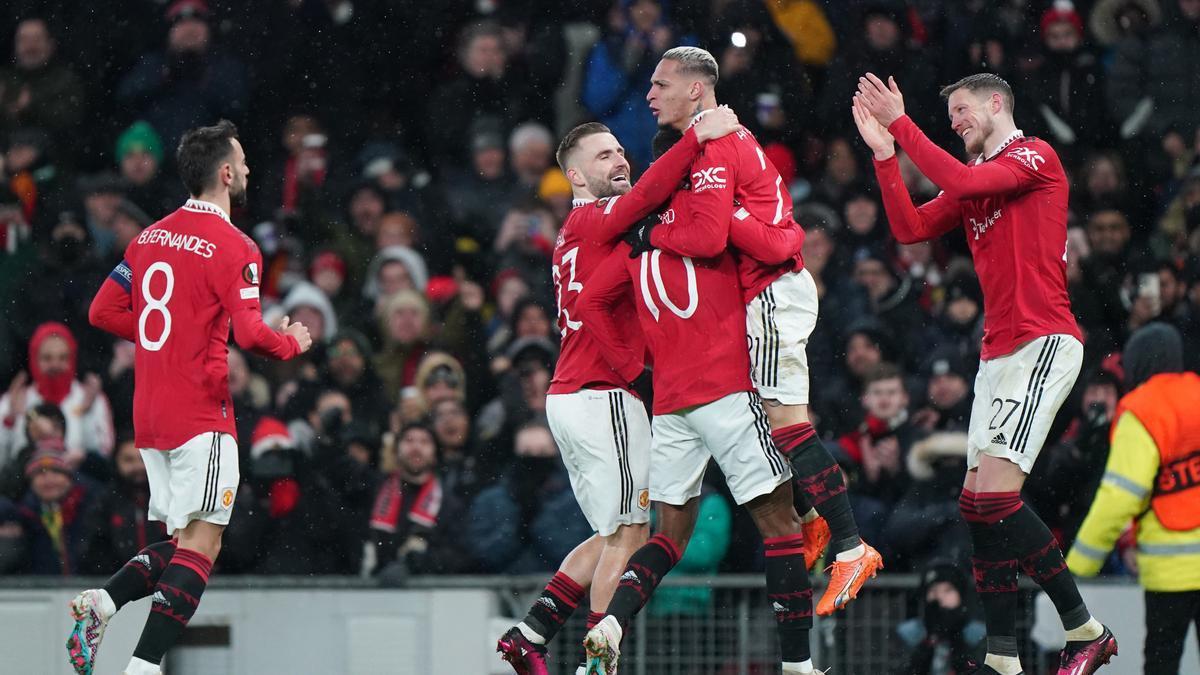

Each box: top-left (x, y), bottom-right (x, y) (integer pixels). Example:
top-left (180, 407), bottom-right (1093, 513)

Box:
top-left (366, 422), bottom-right (468, 578)
top-left (892, 562), bottom-right (985, 674)
top-left (115, 0), bottom-right (248, 151)
top-left (0, 17), bottom-right (84, 140)
top-left (912, 349), bottom-right (974, 433)
top-left (399, 351), bottom-right (469, 425)
top-left (0, 401), bottom-right (65, 501)
top-left (374, 289), bottom-right (432, 400)
top-left (1021, 3), bottom-right (1111, 157)
top-left (221, 418), bottom-right (356, 574)
top-left (319, 329), bottom-right (388, 439)
top-left (444, 124), bottom-right (521, 244)
top-left (508, 122), bottom-right (556, 196)
top-left (5, 127), bottom-right (71, 233)
top-left (114, 121), bottom-right (179, 219)
top-left (1108, 0), bottom-right (1200, 142)
top-left (16, 442), bottom-right (95, 575)
top-left (465, 421), bottom-right (590, 573)
top-left (581, 0), bottom-right (696, 167)
top-left (0, 322), bottom-right (114, 466)
top-left (923, 272), bottom-right (984, 360)
top-left (817, 3), bottom-right (937, 135)
top-left (13, 213), bottom-right (107, 347)
top-left (77, 436), bottom-right (168, 574)
top-left (886, 431), bottom-right (973, 572)
top-left (838, 363), bottom-right (917, 548)
top-left (427, 21), bottom-right (533, 168)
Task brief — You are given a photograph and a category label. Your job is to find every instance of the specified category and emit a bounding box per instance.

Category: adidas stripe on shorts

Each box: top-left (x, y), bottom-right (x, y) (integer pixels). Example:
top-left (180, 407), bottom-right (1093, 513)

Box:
top-left (967, 334), bottom-right (1083, 474)
top-left (747, 269), bottom-right (818, 405)
top-left (141, 431), bottom-right (240, 533)
top-left (650, 391), bottom-right (792, 506)
top-left (547, 389), bottom-right (651, 536)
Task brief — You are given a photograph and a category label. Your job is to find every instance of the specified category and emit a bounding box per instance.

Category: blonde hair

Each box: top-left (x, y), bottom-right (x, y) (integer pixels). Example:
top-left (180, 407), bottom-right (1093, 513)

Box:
top-left (376, 289), bottom-right (431, 342)
top-left (661, 46), bottom-right (719, 86)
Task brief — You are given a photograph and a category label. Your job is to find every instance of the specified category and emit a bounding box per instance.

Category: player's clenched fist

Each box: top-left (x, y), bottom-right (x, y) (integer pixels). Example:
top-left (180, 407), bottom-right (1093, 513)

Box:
top-left (692, 104), bottom-right (740, 143)
top-left (279, 315), bottom-right (313, 353)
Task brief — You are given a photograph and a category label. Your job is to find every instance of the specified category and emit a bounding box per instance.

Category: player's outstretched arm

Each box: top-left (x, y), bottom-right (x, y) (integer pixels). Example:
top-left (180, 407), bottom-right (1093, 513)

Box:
top-left (856, 73), bottom-right (1027, 200)
top-left (853, 98), bottom-right (960, 244)
top-left (575, 252), bottom-right (643, 384)
top-left (586, 108), bottom-right (740, 245)
top-left (89, 262), bottom-right (137, 343)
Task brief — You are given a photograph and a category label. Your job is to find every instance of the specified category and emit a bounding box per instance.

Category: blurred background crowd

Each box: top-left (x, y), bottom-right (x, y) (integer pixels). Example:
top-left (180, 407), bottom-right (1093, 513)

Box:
top-left (0, 0), bottom-right (1194, 597)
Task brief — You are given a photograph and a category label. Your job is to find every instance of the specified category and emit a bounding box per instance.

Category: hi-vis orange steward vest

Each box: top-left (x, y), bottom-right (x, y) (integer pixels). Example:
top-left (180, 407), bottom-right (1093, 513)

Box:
top-left (1114, 372), bottom-right (1200, 531)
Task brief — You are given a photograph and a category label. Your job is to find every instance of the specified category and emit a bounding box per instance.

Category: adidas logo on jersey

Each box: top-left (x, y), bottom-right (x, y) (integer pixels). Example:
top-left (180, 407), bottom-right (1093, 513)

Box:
top-left (132, 554), bottom-right (151, 570)
top-left (620, 570), bottom-right (640, 584)
top-left (151, 591), bottom-right (169, 607)
top-left (536, 597), bottom-right (558, 612)
top-left (991, 433), bottom-right (1008, 447)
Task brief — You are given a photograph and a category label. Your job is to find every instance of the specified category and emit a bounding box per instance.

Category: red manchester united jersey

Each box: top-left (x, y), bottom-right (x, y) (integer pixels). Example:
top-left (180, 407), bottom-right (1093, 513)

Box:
top-left (549, 128), bottom-right (705, 395)
top-left (578, 188), bottom-right (753, 415)
top-left (876, 116), bottom-right (1081, 359)
top-left (650, 122), bottom-right (803, 303)
top-left (90, 199), bottom-right (300, 449)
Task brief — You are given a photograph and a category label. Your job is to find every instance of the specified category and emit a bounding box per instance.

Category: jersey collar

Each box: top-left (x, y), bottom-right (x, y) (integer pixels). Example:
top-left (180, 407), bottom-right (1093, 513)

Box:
top-left (978, 128), bottom-right (1024, 164)
top-left (572, 198), bottom-right (595, 208)
top-left (182, 198), bottom-right (232, 224)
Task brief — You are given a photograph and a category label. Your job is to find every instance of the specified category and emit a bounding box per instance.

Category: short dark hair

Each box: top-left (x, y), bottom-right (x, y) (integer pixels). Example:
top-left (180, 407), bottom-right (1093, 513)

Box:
top-left (651, 127), bottom-right (684, 160)
top-left (176, 119), bottom-right (238, 197)
top-left (556, 122), bottom-right (610, 171)
top-left (864, 362), bottom-right (903, 386)
top-left (940, 73), bottom-right (1014, 114)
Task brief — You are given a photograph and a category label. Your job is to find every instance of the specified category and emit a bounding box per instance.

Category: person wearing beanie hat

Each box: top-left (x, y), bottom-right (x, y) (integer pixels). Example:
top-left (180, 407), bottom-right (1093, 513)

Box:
top-left (1069, 323), bottom-right (1200, 672)
top-left (16, 439), bottom-right (95, 575)
top-left (115, 120), bottom-right (182, 219)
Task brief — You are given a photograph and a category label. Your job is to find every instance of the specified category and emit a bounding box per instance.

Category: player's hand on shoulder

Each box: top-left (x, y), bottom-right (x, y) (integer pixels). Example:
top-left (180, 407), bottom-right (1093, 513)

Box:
top-left (624, 214), bottom-right (659, 258)
top-left (280, 315), bottom-right (313, 353)
top-left (693, 105), bottom-right (740, 143)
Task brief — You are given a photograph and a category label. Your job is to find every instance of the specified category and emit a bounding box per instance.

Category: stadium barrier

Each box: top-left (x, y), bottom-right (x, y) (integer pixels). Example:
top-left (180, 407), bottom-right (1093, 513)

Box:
top-left (0, 574), bottom-right (1190, 674)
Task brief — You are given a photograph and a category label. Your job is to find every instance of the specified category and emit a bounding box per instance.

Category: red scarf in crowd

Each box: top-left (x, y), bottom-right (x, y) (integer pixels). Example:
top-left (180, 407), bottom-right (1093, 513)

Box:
top-left (369, 474), bottom-right (442, 533)
top-left (29, 322), bottom-right (77, 406)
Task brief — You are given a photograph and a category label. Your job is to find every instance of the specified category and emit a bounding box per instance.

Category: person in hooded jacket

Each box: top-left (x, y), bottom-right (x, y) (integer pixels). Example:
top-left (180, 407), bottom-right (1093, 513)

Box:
top-left (893, 562), bottom-right (986, 675)
top-left (0, 322), bottom-right (114, 467)
top-left (886, 431), bottom-right (973, 574)
top-left (319, 328), bottom-right (388, 439)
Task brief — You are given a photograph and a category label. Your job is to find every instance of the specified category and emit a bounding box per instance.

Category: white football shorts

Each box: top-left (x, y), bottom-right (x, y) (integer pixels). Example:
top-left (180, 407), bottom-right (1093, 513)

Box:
top-left (548, 388), bottom-right (651, 536)
top-left (650, 391), bottom-right (791, 506)
top-left (747, 269), bottom-right (818, 405)
top-left (141, 431), bottom-right (240, 534)
top-left (968, 334), bottom-right (1083, 474)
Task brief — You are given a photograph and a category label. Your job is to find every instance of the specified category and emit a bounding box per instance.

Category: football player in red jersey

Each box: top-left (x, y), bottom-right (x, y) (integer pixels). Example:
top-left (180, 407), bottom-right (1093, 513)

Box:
top-left (68, 121), bottom-right (312, 675)
top-left (496, 109), bottom-right (745, 675)
top-left (637, 46), bottom-right (881, 618)
top-left (854, 73), bottom-right (1116, 675)
top-left (578, 129), bottom-right (820, 675)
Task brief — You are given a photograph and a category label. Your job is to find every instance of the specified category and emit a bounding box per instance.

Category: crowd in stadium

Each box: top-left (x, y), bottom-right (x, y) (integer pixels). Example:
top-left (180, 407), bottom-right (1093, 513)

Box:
top-left (0, 0), bottom-right (1196, 583)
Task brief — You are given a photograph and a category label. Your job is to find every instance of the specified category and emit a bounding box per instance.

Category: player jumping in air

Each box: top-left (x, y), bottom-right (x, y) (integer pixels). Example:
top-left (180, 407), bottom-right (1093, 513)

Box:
top-left (853, 72), bottom-right (1117, 675)
top-left (69, 120), bottom-right (312, 675)
top-left (496, 108), bottom-right (743, 675)
top-left (633, 46), bottom-right (882, 615)
top-left (579, 127), bottom-right (816, 675)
